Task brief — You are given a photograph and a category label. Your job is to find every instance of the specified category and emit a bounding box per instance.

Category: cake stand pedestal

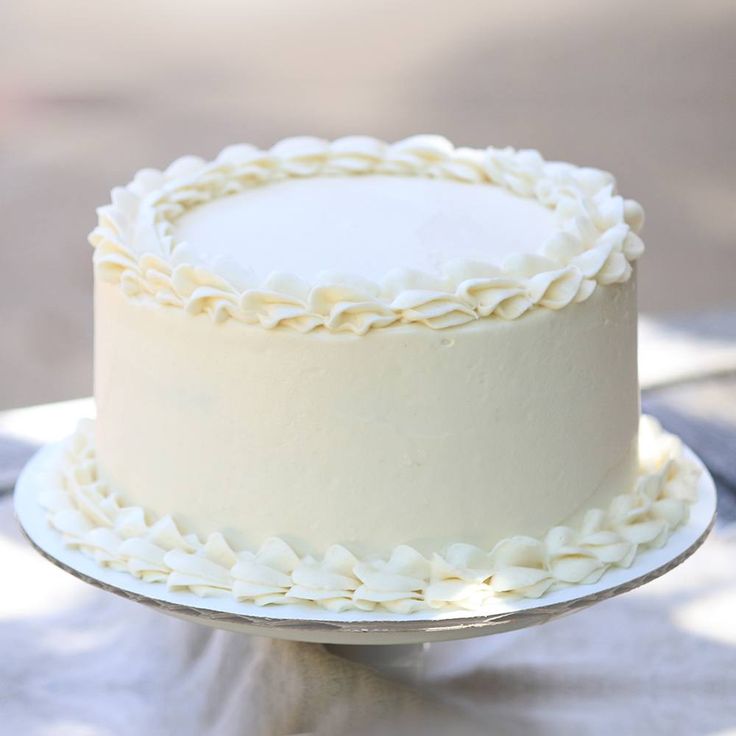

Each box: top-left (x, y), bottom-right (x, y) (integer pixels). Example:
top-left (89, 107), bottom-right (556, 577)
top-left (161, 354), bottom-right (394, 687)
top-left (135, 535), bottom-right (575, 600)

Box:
top-left (14, 442), bottom-right (716, 676)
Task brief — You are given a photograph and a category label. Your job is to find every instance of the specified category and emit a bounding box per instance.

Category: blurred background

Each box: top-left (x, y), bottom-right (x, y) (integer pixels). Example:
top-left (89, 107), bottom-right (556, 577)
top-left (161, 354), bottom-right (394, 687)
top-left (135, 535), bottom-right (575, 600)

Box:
top-left (1, 0), bottom-right (735, 409)
top-left (2, 5), bottom-right (736, 733)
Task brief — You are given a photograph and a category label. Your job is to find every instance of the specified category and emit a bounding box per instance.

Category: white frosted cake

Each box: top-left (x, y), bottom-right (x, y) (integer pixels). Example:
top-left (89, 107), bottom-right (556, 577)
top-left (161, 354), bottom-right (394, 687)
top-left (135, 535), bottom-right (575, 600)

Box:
top-left (42, 136), bottom-right (700, 613)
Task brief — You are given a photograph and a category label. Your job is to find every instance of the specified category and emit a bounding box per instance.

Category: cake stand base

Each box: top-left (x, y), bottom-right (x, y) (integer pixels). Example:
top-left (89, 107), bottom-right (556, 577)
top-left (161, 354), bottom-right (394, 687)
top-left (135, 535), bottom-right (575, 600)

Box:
top-left (325, 642), bottom-right (428, 680)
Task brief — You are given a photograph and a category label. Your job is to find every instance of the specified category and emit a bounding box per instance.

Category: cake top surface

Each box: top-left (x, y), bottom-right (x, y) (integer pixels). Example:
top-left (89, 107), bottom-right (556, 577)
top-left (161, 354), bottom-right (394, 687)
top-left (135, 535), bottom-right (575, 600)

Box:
top-left (173, 175), bottom-right (556, 281)
top-left (90, 135), bottom-right (645, 334)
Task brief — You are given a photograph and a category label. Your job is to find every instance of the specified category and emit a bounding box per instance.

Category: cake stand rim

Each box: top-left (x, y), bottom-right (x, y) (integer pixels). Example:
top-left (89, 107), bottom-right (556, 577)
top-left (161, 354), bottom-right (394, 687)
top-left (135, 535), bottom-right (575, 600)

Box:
top-left (13, 440), bottom-right (716, 644)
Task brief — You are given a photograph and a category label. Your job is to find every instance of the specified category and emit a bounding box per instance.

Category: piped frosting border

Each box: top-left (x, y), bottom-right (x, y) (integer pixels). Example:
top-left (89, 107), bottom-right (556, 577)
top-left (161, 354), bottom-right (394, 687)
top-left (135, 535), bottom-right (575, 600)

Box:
top-left (90, 135), bottom-right (646, 334)
top-left (39, 417), bottom-right (699, 614)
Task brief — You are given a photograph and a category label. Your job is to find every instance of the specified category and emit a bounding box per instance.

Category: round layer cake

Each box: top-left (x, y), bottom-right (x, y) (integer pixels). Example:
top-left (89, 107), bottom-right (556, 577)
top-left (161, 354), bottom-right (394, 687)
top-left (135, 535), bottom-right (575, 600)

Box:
top-left (42, 136), bottom-right (699, 612)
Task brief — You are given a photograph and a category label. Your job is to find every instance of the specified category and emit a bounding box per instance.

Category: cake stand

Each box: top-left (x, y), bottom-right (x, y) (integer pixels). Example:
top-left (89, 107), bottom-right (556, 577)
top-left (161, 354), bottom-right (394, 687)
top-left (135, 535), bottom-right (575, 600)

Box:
top-left (14, 441), bottom-right (716, 676)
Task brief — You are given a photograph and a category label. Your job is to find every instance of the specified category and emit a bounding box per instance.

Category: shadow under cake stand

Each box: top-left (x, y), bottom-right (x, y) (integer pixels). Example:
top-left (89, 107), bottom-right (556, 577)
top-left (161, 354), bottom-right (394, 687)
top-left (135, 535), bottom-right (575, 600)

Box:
top-left (15, 442), bottom-right (716, 674)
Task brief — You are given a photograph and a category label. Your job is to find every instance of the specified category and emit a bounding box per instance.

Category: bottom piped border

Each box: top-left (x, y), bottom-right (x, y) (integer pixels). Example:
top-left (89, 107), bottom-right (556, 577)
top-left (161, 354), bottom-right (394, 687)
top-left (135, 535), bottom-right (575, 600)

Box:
top-left (38, 417), bottom-right (700, 615)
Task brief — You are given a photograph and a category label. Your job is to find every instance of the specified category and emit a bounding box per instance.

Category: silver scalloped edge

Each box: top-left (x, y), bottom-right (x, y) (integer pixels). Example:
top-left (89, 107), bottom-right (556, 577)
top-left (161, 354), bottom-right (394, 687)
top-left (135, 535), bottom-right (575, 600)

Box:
top-left (89, 135), bottom-right (646, 334)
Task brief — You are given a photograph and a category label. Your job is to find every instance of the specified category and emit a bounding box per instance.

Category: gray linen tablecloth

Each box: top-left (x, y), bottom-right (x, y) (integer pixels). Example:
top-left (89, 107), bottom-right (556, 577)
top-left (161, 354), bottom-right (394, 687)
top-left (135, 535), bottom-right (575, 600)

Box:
top-left (1, 319), bottom-right (735, 734)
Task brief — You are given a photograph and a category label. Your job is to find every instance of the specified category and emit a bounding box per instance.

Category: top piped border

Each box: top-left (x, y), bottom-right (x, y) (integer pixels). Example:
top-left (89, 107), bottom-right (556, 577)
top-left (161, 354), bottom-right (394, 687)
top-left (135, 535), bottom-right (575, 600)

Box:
top-left (90, 135), bottom-right (645, 335)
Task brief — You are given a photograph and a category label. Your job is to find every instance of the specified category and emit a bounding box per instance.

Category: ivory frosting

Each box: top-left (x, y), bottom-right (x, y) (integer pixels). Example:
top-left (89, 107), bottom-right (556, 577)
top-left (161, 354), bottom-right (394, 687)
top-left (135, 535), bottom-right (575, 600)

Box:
top-left (40, 417), bottom-right (700, 614)
top-left (93, 275), bottom-right (641, 556)
top-left (89, 135), bottom-right (645, 335)
top-left (173, 176), bottom-right (558, 280)
top-left (74, 134), bottom-right (668, 615)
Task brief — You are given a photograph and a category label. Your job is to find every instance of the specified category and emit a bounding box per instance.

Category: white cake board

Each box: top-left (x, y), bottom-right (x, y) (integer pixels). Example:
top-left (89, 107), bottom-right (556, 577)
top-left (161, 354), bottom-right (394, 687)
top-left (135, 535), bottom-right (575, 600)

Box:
top-left (15, 442), bottom-right (715, 652)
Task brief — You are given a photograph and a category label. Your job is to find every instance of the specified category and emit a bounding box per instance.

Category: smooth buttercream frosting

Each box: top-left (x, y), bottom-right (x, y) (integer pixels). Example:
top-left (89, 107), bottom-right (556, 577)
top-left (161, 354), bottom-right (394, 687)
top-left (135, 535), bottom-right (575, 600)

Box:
top-left (94, 276), bottom-right (640, 555)
top-left (89, 135), bottom-right (645, 334)
top-left (40, 417), bottom-right (699, 614)
top-left (173, 176), bottom-right (557, 279)
top-left (77, 134), bottom-right (663, 616)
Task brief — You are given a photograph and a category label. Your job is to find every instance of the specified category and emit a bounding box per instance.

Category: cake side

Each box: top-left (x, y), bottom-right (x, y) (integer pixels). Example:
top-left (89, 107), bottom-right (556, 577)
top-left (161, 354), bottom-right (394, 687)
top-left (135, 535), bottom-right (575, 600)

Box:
top-left (94, 273), bottom-right (639, 556)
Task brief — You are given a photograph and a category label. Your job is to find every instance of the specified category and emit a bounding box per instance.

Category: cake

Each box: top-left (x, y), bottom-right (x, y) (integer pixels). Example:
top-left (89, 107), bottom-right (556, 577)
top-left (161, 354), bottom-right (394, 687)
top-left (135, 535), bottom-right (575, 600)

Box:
top-left (41, 136), bottom-right (700, 613)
